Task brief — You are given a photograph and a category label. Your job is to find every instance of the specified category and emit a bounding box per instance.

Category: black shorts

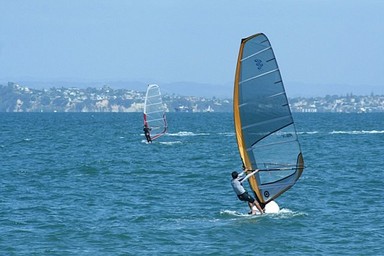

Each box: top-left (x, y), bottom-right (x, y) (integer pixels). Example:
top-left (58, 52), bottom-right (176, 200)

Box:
top-left (237, 192), bottom-right (255, 203)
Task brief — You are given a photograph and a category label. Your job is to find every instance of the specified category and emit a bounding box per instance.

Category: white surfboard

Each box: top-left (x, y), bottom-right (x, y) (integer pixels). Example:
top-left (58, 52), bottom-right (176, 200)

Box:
top-left (252, 200), bottom-right (280, 214)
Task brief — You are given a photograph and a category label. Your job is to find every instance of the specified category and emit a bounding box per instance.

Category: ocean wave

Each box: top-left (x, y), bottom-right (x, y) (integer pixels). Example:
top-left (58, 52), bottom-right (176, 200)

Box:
top-left (12, 138), bottom-right (33, 144)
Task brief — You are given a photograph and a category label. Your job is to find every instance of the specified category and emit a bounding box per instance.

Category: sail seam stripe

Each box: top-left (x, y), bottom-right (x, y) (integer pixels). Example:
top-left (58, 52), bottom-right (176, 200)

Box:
top-left (147, 118), bottom-right (165, 122)
top-left (242, 115), bottom-right (292, 130)
top-left (241, 47), bottom-right (271, 61)
top-left (267, 92), bottom-right (285, 98)
top-left (148, 119), bottom-right (163, 123)
top-left (252, 137), bottom-right (297, 150)
top-left (145, 103), bottom-right (163, 107)
top-left (147, 109), bottom-right (164, 113)
top-left (146, 95), bottom-right (162, 99)
top-left (239, 68), bottom-right (279, 84)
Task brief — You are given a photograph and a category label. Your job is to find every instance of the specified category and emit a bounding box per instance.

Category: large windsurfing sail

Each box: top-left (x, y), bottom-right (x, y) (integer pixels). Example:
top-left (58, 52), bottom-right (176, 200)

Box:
top-left (143, 84), bottom-right (167, 140)
top-left (233, 33), bottom-right (304, 204)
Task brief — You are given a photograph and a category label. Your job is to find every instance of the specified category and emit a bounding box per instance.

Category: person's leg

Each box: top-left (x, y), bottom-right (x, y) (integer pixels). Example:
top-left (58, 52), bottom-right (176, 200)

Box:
top-left (243, 192), bottom-right (262, 214)
top-left (253, 201), bottom-right (264, 214)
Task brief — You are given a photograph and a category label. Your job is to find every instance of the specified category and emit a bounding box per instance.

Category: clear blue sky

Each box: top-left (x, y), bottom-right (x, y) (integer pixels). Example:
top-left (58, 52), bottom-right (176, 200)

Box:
top-left (0, 0), bottom-right (383, 97)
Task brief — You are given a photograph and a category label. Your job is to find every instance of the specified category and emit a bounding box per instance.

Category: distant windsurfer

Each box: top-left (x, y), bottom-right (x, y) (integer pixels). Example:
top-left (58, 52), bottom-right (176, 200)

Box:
top-left (143, 124), bottom-right (152, 143)
top-left (231, 170), bottom-right (264, 215)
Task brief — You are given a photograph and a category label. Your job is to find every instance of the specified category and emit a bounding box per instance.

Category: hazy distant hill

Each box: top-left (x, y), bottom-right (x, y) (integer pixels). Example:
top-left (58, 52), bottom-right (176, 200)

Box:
top-left (0, 82), bottom-right (232, 112)
top-left (14, 80), bottom-right (232, 98)
top-left (1, 82), bottom-right (383, 113)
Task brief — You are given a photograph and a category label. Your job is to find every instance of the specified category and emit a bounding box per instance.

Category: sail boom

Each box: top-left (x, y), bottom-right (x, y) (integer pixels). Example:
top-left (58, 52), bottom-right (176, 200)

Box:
top-left (258, 167), bottom-right (300, 172)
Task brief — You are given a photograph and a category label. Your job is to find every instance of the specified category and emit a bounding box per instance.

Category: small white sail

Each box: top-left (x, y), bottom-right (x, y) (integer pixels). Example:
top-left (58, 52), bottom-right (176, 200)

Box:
top-left (143, 84), bottom-right (167, 141)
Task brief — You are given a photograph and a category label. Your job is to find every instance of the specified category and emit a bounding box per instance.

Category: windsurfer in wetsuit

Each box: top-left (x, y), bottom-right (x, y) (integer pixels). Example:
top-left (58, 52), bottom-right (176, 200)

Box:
top-left (143, 124), bottom-right (152, 143)
top-left (231, 170), bottom-right (264, 215)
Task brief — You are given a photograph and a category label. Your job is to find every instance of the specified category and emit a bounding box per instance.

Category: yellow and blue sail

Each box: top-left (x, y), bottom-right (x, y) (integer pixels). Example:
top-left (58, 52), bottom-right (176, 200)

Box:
top-left (234, 33), bottom-right (304, 204)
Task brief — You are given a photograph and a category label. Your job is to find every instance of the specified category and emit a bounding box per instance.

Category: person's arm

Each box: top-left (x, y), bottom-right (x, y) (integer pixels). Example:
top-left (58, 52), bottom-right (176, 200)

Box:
top-left (238, 170), bottom-right (246, 178)
top-left (239, 169), bottom-right (259, 183)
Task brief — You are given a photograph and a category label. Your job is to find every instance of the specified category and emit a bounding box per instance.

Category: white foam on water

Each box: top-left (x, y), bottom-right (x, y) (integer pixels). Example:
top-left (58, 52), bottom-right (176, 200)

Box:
top-left (167, 131), bottom-right (209, 137)
top-left (159, 141), bottom-right (182, 145)
top-left (330, 130), bottom-right (384, 134)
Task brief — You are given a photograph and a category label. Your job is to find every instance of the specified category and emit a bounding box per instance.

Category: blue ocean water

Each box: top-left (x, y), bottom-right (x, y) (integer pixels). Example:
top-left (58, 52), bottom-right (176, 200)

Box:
top-left (1, 112), bottom-right (383, 255)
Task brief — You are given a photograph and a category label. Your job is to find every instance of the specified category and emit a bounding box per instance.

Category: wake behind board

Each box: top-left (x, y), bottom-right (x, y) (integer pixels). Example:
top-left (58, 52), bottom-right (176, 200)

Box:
top-left (252, 200), bottom-right (280, 214)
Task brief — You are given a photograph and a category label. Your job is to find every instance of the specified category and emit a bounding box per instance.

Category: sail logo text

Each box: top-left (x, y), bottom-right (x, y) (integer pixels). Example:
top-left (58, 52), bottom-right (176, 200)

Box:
top-left (254, 59), bottom-right (263, 70)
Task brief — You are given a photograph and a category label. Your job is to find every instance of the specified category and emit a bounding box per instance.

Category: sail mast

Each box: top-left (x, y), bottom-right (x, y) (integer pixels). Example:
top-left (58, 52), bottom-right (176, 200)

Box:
top-left (233, 35), bottom-right (264, 203)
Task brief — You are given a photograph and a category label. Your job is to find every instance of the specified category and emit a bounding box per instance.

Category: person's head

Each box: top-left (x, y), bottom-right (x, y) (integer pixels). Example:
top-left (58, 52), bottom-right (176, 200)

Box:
top-left (231, 171), bottom-right (238, 179)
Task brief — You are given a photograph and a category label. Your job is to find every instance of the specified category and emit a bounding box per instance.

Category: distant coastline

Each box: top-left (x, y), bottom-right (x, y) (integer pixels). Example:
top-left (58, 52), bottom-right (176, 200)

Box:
top-left (1, 82), bottom-right (383, 113)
